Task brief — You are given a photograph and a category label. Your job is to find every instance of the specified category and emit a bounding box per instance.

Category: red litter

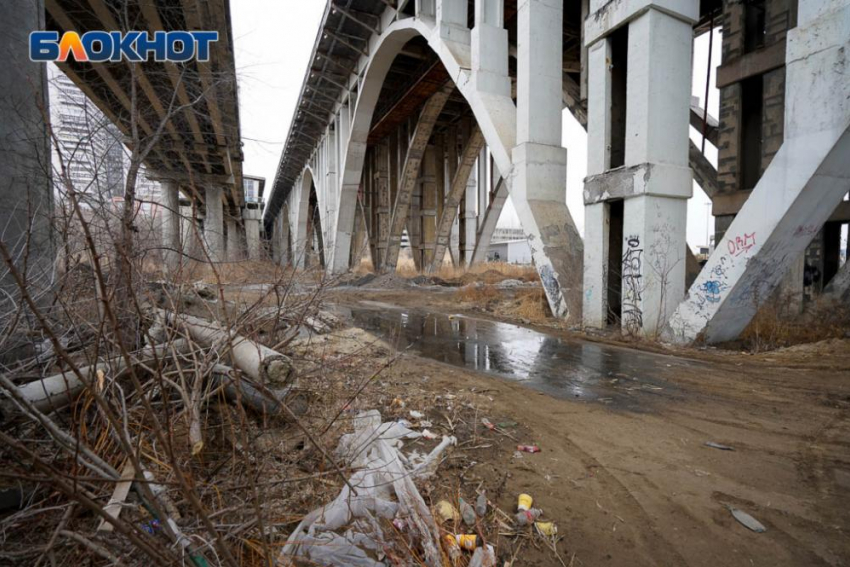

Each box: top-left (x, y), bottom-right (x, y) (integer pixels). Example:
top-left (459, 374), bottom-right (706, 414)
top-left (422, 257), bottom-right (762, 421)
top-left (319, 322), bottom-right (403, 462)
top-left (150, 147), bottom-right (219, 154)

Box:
top-left (517, 444), bottom-right (541, 453)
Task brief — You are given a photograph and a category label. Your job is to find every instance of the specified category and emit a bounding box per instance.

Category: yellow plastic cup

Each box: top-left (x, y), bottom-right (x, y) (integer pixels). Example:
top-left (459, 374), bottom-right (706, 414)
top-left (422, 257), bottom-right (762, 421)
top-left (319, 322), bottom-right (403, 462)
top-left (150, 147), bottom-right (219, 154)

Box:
top-left (535, 521), bottom-right (558, 536)
top-left (517, 493), bottom-right (533, 512)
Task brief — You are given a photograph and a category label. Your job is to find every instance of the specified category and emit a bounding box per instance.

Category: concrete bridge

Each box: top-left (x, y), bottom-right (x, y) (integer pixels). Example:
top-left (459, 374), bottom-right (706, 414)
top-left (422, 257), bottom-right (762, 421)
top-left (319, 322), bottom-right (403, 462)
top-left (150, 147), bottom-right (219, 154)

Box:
top-left (3, 0), bottom-right (848, 346)
top-left (263, 0), bottom-right (850, 344)
top-left (1, 0), bottom-right (263, 286)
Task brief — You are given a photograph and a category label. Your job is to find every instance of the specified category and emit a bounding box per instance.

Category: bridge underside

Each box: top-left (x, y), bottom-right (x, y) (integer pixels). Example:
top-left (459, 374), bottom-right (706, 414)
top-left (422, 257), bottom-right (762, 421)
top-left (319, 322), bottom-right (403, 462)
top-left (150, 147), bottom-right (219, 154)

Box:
top-left (264, 0), bottom-right (850, 343)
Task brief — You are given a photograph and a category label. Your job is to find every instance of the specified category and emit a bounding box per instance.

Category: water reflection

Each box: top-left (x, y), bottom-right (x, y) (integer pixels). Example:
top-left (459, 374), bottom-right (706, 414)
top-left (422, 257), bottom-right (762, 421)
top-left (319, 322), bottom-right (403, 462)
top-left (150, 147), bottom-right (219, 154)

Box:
top-left (349, 307), bottom-right (690, 409)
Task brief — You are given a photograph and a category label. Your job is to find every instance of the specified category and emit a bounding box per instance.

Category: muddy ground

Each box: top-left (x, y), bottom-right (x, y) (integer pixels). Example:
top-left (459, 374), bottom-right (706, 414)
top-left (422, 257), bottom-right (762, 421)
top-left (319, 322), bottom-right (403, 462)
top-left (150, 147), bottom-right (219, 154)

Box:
top-left (308, 281), bottom-right (850, 566)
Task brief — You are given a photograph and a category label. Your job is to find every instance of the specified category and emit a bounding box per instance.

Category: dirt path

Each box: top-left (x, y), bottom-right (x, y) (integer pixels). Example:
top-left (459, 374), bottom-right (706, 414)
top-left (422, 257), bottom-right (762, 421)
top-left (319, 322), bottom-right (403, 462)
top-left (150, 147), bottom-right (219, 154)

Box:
top-left (318, 291), bottom-right (850, 566)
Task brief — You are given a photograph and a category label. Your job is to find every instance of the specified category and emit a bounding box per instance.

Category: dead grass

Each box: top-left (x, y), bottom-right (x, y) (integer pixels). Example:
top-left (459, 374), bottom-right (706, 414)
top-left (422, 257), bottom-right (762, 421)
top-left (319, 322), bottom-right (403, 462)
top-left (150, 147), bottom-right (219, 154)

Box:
top-left (739, 293), bottom-right (850, 352)
top-left (455, 283), bottom-right (501, 304)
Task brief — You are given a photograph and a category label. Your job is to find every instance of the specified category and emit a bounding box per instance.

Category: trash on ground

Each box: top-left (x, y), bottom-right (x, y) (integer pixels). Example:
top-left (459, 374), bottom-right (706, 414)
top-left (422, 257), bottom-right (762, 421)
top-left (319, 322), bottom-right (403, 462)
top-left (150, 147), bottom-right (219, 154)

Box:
top-left (460, 497), bottom-right (476, 526)
top-left (516, 507), bottom-right (543, 526)
top-left (453, 533), bottom-right (481, 550)
top-left (410, 409), bottom-right (425, 419)
top-left (476, 491), bottom-right (488, 516)
top-left (517, 493), bottom-right (533, 511)
top-left (705, 441), bottom-right (735, 451)
top-left (728, 506), bottom-right (767, 533)
top-left (517, 444), bottom-right (541, 453)
top-left (535, 521), bottom-right (558, 536)
top-left (280, 409), bottom-right (457, 566)
top-left (437, 500), bottom-right (461, 523)
top-left (469, 544), bottom-right (497, 567)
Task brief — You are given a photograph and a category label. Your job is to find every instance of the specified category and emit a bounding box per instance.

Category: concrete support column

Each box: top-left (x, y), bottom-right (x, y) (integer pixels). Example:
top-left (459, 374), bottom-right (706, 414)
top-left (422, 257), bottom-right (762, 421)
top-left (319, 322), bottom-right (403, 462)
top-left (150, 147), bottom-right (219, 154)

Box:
top-left (243, 207), bottom-right (262, 261)
top-left (583, 2), bottom-right (697, 336)
top-left (0, 0), bottom-right (53, 319)
top-left (416, 0), bottom-right (435, 20)
top-left (159, 179), bottom-right (181, 270)
top-left (203, 185), bottom-right (224, 262)
top-left (281, 211), bottom-right (291, 266)
top-left (421, 145), bottom-right (438, 267)
top-left (472, 0), bottom-right (510, 97)
top-left (226, 216), bottom-right (241, 262)
top-left (179, 200), bottom-right (195, 258)
top-left (436, 0), bottom-right (470, 62)
top-left (620, 9), bottom-right (693, 337)
top-left (375, 142), bottom-right (391, 270)
top-left (582, 202), bottom-right (609, 327)
top-left (462, 159), bottom-right (478, 265)
top-left (512, 0), bottom-right (584, 320)
top-left (477, 148), bottom-right (488, 230)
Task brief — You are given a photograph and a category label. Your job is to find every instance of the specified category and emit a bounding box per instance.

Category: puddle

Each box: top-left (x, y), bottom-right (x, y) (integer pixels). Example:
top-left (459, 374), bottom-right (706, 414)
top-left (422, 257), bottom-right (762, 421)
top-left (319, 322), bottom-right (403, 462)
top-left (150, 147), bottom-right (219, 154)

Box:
top-left (346, 305), bottom-right (700, 410)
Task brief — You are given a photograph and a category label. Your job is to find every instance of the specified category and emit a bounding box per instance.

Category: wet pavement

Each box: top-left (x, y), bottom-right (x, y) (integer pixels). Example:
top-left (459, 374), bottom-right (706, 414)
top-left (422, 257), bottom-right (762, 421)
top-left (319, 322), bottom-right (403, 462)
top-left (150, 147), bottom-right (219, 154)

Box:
top-left (345, 304), bottom-right (707, 410)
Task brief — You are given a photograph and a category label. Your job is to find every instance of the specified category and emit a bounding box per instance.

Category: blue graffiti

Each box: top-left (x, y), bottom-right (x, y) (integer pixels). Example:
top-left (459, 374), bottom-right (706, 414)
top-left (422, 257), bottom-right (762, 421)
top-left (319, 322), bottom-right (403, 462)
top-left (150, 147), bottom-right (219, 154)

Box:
top-left (700, 280), bottom-right (724, 303)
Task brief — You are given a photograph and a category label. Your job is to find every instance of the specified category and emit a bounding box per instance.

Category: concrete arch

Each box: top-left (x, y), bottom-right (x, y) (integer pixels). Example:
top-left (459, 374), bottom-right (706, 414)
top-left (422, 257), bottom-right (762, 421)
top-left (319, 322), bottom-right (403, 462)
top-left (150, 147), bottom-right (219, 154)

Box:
top-left (289, 166), bottom-right (314, 268)
top-left (333, 18), bottom-right (518, 273)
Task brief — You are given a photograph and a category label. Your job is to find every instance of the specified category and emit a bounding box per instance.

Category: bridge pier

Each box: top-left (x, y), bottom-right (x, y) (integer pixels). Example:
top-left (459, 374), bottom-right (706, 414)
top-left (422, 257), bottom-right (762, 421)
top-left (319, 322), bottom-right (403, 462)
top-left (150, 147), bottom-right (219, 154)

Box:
top-left (243, 206), bottom-right (262, 261)
top-left (158, 179), bottom-right (181, 271)
top-left (204, 185), bottom-right (224, 262)
top-left (510, 0), bottom-right (584, 320)
top-left (226, 214), bottom-right (242, 262)
top-left (0, 0), bottom-right (53, 312)
top-left (582, 1), bottom-right (697, 337)
top-left (664, 1), bottom-right (850, 344)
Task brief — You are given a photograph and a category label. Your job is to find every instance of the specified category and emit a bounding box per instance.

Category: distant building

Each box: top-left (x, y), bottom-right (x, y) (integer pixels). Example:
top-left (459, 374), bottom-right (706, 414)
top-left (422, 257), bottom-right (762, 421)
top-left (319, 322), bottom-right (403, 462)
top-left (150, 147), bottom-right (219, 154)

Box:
top-left (243, 175), bottom-right (265, 212)
top-left (48, 66), bottom-right (160, 215)
top-left (488, 227), bottom-right (532, 264)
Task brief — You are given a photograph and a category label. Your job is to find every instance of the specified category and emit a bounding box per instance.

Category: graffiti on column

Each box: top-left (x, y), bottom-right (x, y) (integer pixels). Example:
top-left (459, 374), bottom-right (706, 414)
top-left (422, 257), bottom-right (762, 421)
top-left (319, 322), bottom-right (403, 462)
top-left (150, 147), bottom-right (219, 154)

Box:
top-left (622, 235), bottom-right (644, 335)
top-left (726, 232), bottom-right (756, 256)
top-left (694, 256), bottom-right (731, 317)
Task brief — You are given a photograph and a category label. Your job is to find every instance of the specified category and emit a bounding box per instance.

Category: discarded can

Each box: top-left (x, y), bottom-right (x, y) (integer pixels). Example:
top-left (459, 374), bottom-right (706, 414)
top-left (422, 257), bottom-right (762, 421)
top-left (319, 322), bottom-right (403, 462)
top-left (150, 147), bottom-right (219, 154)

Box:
top-left (535, 521), bottom-right (558, 536)
top-left (517, 493), bottom-right (533, 512)
top-left (515, 508), bottom-right (542, 526)
top-left (475, 491), bottom-right (488, 516)
top-left (436, 500), bottom-right (461, 523)
top-left (454, 533), bottom-right (482, 550)
top-left (481, 418), bottom-right (496, 430)
top-left (459, 497), bottom-right (476, 526)
top-left (517, 444), bottom-right (541, 453)
top-left (141, 519), bottom-right (161, 535)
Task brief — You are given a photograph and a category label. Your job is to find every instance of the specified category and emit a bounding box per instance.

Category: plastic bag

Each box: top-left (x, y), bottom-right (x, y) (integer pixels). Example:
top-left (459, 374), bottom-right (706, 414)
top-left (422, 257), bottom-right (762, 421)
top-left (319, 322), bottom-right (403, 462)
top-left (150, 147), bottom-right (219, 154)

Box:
top-left (281, 410), bottom-right (457, 567)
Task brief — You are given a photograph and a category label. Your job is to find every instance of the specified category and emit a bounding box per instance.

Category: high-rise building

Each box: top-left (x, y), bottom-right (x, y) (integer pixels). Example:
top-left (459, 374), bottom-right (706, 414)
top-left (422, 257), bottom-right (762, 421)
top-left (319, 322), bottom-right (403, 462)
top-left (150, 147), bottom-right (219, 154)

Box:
top-left (48, 65), bottom-right (160, 213)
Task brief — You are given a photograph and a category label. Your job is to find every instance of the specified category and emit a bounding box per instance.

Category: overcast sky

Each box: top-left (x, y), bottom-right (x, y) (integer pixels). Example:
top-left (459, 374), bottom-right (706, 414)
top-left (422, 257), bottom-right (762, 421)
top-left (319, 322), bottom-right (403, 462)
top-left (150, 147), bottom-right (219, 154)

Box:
top-left (231, 3), bottom-right (720, 249)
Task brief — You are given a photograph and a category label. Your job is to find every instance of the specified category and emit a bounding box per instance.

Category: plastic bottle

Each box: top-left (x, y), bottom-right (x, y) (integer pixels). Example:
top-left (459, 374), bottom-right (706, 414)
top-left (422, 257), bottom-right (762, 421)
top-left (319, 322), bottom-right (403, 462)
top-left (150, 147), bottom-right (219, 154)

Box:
top-left (475, 491), bottom-right (487, 516)
top-left (459, 497), bottom-right (476, 526)
top-left (515, 507), bottom-right (543, 526)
